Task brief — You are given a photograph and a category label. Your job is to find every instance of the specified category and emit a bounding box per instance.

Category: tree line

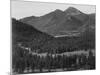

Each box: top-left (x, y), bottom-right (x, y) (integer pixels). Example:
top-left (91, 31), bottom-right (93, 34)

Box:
top-left (12, 45), bottom-right (95, 74)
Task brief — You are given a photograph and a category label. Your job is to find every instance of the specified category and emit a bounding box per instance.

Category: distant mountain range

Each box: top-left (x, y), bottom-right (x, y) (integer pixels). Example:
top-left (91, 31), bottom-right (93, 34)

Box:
top-left (20, 7), bottom-right (95, 37)
top-left (12, 7), bottom-right (95, 53)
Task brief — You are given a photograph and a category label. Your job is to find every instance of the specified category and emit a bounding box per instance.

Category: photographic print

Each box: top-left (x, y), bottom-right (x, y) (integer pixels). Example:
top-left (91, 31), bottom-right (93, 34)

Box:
top-left (11, 0), bottom-right (96, 74)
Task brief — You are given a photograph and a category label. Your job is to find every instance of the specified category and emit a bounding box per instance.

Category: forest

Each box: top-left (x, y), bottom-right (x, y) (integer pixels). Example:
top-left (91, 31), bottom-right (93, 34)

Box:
top-left (12, 44), bottom-right (95, 74)
top-left (12, 18), bottom-right (95, 74)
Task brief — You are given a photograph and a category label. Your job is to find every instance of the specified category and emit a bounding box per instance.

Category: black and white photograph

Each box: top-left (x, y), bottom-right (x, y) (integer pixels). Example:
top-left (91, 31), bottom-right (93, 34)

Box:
top-left (11, 0), bottom-right (96, 74)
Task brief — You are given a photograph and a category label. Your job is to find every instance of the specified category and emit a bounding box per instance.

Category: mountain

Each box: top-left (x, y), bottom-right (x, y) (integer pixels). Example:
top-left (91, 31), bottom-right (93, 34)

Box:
top-left (20, 16), bottom-right (38, 24)
top-left (20, 7), bottom-right (93, 37)
top-left (12, 18), bottom-right (54, 48)
top-left (64, 7), bottom-right (82, 15)
top-left (12, 16), bottom-right (95, 53)
top-left (64, 7), bottom-right (88, 23)
top-left (13, 7), bottom-right (95, 53)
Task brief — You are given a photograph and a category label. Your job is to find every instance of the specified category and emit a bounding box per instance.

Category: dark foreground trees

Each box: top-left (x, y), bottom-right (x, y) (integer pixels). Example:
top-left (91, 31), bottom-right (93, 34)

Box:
top-left (12, 46), bottom-right (95, 74)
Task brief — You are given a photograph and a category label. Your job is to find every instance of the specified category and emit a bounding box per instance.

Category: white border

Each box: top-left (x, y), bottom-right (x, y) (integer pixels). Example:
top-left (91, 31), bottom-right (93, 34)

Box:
top-left (0, 0), bottom-right (99, 75)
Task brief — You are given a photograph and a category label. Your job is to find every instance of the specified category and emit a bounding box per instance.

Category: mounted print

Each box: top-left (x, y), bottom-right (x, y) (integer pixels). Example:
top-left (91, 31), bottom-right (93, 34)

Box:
top-left (11, 0), bottom-right (96, 74)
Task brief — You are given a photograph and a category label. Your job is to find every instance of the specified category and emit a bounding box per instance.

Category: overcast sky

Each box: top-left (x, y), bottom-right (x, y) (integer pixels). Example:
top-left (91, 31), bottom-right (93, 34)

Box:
top-left (11, 1), bottom-right (96, 19)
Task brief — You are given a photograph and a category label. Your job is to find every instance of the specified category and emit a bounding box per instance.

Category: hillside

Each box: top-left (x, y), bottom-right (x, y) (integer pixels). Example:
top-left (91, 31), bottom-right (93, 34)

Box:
top-left (12, 18), bottom-right (54, 49)
top-left (12, 17), bottom-right (95, 53)
top-left (19, 7), bottom-right (95, 37)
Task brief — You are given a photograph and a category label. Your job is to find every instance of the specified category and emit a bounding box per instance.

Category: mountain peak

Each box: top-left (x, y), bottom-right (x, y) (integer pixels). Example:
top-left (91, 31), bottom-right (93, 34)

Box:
top-left (64, 7), bottom-right (81, 15)
top-left (54, 9), bottom-right (63, 12)
top-left (52, 9), bottom-right (65, 15)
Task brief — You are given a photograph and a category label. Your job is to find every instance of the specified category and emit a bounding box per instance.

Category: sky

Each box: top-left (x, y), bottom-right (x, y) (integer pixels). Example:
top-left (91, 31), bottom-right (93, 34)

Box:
top-left (11, 1), bottom-right (96, 19)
